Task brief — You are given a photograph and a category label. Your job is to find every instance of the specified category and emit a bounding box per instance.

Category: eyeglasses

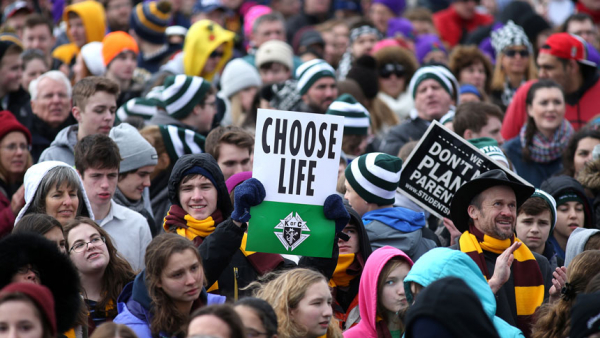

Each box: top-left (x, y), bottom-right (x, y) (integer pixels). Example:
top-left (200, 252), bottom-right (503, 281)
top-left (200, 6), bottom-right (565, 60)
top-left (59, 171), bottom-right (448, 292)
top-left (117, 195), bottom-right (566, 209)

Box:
top-left (504, 49), bottom-right (529, 58)
top-left (246, 328), bottom-right (268, 338)
top-left (379, 63), bottom-right (405, 79)
top-left (69, 236), bottom-right (106, 253)
top-left (1, 143), bottom-right (31, 152)
top-left (17, 266), bottom-right (40, 277)
top-left (209, 51), bottom-right (224, 58)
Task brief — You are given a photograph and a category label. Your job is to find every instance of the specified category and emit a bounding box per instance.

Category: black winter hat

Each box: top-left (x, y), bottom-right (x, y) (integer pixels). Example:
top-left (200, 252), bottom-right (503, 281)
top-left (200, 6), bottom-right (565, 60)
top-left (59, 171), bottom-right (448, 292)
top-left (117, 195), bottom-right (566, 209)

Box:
top-left (570, 292), bottom-right (600, 338)
top-left (346, 55), bottom-right (379, 99)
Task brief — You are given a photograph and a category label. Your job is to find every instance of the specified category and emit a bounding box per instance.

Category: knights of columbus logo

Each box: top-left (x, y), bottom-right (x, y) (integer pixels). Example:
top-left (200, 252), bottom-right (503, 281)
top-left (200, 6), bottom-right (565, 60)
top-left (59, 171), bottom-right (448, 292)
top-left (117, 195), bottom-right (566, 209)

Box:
top-left (274, 212), bottom-right (310, 251)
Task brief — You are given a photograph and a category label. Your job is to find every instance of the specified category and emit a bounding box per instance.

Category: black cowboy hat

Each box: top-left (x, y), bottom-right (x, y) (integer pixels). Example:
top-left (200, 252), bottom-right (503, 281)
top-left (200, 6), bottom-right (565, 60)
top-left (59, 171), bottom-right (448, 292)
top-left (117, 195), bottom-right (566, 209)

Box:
top-left (450, 169), bottom-right (535, 232)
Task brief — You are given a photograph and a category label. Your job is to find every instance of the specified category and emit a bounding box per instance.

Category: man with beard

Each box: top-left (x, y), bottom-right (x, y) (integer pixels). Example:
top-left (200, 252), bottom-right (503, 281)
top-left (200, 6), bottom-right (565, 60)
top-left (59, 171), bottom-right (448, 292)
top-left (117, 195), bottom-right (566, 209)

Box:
top-left (103, 0), bottom-right (132, 32)
top-left (296, 59), bottom-right (338, 114)
top-left (450, 169), bottom-right (552, 337)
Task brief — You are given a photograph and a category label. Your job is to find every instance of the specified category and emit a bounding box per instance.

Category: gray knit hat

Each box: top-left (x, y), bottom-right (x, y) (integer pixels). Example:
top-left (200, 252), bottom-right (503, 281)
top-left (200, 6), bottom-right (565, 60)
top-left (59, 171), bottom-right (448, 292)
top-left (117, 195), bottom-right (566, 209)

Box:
top-left (161, 75), bottom-right (212, 119)
top-left (344, 152), bottom-right (402, 205)
top-left (326, 94), bottom-right (370, 135)
top-left (109, 123), bottom-right (158, 173)
top-left (220, 58), bottom-right (262, 99)
top-left (296, 59), bottom-right (336, 95)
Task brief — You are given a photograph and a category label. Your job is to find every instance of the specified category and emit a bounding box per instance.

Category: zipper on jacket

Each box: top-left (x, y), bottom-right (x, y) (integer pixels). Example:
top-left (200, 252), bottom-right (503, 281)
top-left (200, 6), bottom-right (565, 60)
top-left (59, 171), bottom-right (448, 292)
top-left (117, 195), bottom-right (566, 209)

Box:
top-left (234, 267), bottom-right (239, 301)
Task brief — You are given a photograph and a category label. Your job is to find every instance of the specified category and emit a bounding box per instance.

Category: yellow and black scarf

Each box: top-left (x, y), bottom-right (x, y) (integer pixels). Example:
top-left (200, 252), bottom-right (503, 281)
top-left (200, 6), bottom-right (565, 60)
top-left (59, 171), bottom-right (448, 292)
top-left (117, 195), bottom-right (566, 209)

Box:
top-left (459, 225), bottom-right (544, 336)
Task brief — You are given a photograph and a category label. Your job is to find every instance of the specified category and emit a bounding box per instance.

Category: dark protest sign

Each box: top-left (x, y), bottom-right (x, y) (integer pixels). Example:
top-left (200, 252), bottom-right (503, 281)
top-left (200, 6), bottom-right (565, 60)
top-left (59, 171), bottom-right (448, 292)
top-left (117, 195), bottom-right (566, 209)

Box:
top-left (246, 109), bottom-right (344, 257)
top-left (398, 120), bottom-right (531, 220)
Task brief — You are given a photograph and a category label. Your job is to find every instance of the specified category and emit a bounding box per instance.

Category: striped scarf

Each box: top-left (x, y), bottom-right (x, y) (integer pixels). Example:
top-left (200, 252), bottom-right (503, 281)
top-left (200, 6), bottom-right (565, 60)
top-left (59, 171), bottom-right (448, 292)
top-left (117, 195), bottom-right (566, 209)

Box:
top-left (459, 225), bottom-right (544, 336)
top-left (519, 119), bottom-right (574, 163)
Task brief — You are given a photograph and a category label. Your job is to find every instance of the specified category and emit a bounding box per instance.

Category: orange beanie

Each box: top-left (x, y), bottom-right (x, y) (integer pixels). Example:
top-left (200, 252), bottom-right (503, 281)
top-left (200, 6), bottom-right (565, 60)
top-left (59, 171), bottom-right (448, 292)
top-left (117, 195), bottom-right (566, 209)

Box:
top-left (102, 31), bottom-right (139, 66)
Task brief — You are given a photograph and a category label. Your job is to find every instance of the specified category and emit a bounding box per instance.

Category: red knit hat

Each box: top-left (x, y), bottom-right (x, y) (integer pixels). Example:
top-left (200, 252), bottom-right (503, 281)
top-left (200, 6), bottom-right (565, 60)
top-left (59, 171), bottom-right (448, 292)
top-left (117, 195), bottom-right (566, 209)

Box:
top-left (102, 31), bottom-right (139, 66)
top-left (0, 111), bottom-right (32, 144)
top-left (0, 283), bottom-right (57, 336)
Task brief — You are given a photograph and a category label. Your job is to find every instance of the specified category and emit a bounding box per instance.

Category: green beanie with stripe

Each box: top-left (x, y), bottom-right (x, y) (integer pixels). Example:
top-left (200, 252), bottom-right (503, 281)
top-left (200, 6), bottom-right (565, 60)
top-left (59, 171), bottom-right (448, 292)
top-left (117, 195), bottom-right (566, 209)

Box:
top-left (530, 189), bottom-right (557, 235)
top-left (326, 94), bottom-right (370, 135)
top-left (161, 75), bottom-right (211, 119)
top-left (159, 125), bottom-right (206, 163)
top-left (296, 59), bottom-right (336, 95)
top-left (116, 97), bottom-right (161, 123)
top-left (345, 152), bottom-right (403, 205)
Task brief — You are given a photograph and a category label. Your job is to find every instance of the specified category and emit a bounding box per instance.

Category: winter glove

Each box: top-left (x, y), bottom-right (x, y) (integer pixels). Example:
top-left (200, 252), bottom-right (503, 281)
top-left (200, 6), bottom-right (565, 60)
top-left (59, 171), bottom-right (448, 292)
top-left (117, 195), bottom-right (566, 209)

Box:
top-left (231, 178), bottom-right (266, 223)
top-left (323, 194), bottom-right (350, 241)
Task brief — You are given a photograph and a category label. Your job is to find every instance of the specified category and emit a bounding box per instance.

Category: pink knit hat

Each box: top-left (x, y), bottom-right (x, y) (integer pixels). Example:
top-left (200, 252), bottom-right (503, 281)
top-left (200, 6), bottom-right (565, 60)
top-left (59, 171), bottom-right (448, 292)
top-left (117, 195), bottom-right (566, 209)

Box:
top-left (244, 5), bottom-right (272, 40)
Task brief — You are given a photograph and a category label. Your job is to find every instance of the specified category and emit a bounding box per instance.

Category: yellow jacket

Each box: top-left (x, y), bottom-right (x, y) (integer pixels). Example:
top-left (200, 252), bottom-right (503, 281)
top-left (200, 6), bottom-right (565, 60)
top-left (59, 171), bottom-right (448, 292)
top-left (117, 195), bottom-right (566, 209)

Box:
top-left (183, 20), bottom-right (235, 81)
top-left (52, 1), bottom-right (106, 65)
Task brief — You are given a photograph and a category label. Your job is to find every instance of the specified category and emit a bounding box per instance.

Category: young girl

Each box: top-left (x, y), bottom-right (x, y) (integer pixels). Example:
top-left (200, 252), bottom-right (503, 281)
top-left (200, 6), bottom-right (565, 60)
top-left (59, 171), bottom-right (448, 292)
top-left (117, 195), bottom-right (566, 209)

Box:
top-left (0, 283), bottom-right (57, 338)
top-left (234, 298), bottom-right (279, 338)
top-left (13, 214), bottom-right (67, 254)
top-left (113, 234), bottom-right (225, 338)
top-left (64, 217), bottom-right (135, 335)
top-left (344, 246), bottom-right (413, 338)
top-left (254, 268), bottom-right (342, 338)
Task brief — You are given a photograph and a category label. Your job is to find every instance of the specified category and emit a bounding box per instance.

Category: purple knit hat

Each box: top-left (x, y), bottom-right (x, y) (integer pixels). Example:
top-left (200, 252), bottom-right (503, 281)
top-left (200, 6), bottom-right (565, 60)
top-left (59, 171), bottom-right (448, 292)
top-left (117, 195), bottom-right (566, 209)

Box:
top-left (387, 18), bottom-right (414, 40)
top-left (415, 34), bottom-right (446, 64)
top-left (372, 0), bottom-right (404, 16)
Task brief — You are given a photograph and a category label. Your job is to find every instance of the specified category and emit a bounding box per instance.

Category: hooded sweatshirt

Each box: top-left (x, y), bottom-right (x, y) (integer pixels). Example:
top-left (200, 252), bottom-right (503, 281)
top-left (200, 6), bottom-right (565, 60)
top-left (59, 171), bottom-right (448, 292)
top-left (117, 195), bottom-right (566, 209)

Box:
top-left (15, 161), bottom-right (95, 224)
top-left (343, 246), bottom-right (413, 338)
top-left (52, 1), bottom-right (106, 65)
top-left (362, 207), bottom-right (437, 262)
top-left (540, 175), bottom-right (594, 259)
top-left (564, 227), bottom-right (600, 267)
top-left (403, 248), bottom-right (525, 338)
top-left (38, 125), bottom-right (78, 165)
top-left (183, 20), bottom-right (235, 81)
top-left (114, 271), bottom-right (225, 338)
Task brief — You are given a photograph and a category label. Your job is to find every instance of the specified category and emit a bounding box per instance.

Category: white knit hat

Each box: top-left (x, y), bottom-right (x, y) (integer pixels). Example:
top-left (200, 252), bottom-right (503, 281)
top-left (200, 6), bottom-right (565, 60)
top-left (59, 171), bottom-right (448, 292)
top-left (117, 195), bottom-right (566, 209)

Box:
top-left (255, 40), bottom-right (294, 70)
top-left (220, 58), bottom-right (262, 99)
top-left (80, 42), bottom-right (106, 76)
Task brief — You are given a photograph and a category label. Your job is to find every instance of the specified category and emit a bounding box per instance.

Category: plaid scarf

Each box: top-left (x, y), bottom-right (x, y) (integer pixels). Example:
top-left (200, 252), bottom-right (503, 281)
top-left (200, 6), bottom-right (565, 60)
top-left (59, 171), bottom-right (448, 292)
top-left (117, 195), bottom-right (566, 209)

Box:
top-left (520, 119), bottom-right (573, 163)
top-left (460, 225), bottom-right (544, 337)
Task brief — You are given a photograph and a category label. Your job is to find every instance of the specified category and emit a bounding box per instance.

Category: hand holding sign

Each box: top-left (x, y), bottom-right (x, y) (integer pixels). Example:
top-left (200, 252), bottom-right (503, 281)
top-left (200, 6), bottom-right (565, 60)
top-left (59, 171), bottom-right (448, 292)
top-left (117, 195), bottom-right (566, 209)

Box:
top-left (231, 178), bottom-right (266, 224)
top-left (323, 194), bottom-right (350, 240)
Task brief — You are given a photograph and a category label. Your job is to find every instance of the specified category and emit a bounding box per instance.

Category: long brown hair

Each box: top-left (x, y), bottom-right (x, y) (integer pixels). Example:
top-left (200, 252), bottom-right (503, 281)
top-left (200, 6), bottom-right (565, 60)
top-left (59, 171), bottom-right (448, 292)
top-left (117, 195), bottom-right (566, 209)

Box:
top-left (145, 234), bottom-right (204, 337)
top-left (532, 250), bottom-right (600, 338)
top-left (64, 217), bottom-right (135, 319)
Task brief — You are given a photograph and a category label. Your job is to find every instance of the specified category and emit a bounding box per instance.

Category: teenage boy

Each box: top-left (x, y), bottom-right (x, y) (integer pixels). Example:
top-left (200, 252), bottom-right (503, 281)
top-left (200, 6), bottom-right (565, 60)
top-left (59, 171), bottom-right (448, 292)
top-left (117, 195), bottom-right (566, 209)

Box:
top-left (39, 77), bottom-right (119, 165)
top-left (74, 134), bottom-right (152, 271)
top-left (205, 126), bottom-right (253, 180)
top-left (255, 40), bottom-right (293, 84)
top-left (0, 35), bottom-right (32, 127)
top-left (102, 31), bottom-right (143, 107)
top-left (109, 123), bottom-right (159, 234)
top-left (453, 102), bottom-right (505, 146)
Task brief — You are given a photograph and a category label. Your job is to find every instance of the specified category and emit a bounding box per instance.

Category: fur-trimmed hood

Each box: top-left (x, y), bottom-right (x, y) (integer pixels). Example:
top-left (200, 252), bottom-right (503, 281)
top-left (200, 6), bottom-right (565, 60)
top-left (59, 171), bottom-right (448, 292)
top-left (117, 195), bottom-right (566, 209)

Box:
top-left (578, 158), bottom-right (600, 192)
top-left (0, 233), bottom-right (82, 333)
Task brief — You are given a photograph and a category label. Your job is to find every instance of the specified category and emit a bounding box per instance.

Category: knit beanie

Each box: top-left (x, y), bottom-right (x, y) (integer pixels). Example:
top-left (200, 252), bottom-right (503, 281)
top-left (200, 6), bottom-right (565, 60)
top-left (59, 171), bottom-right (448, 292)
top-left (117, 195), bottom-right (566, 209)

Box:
top-left (345, 152), bottom-right (402, 205)
top-left (530, 189), bottom-right (557, 233)
top-left (296, 59), bottom-right (336, 95)
top-left (570, 292), bottom-right (600, 338)
top-left (415, 34), bottom-right (447, 65)
top-left (116, 97), bottom-right (160, 122)
top-left (0, 110), bottom-right (32, 144)
top-left (468, 137), bottom-right (509, 167)
top-left (491, 20), bottom-right (532, 56)
top-left (130, 0), bottom-right (172, 45)
top-left (220, 59), bottom-right (262, 99)
top-left (459, 84), bottom-right (482, 99)
top-left (109, 123), bottom-right (158, 173)
top-left (409, 65), bottom-right (458, 102)
top-left (0, 33), bottom-right (22, 61)
top-left (161, 75), bottom-right (212, 120)
top-left (159, 125), bottom-right (206, 164)
top-left (0, 283), bottom-right (57, 336)
top-left (387, 18), bottom-right (414, 39)
top-left (326, 94), bottom-right (370, 135)
top-left (372, 0), bottom-right (404, 15)
top-left (79, 42), bottom-right (105, 76)
top-left (255, 40), bottom-right (294, 70)
top-left (102, 31), bottom-right (139, 67)
top-left (244, 5), bottom-right (272, 41)
top-left (346, 55), bottom-right (379, 99)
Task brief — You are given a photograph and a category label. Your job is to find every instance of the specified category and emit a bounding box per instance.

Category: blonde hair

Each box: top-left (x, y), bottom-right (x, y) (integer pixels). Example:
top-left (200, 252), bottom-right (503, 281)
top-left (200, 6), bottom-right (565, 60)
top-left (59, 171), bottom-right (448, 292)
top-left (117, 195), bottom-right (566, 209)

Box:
top-left (254, 269), bottom-right (342, 338)
top-left (491, 51), bottom-right (537, 91)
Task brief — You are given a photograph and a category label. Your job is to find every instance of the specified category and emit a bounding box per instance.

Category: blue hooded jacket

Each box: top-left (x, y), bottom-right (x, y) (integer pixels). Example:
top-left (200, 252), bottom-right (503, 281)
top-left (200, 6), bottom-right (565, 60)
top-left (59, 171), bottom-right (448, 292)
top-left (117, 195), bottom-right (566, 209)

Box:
top-left (403, 248), bottom-right (525, 338)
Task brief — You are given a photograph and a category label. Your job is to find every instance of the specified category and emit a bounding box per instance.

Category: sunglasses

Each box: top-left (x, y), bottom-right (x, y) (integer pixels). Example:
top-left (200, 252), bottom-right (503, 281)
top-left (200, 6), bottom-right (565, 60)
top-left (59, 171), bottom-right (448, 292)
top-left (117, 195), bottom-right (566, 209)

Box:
top-left (504, 49), bottom-right (529, 58)
top-left (209, 51), bottom-right (224, 58)
top-left (380, 63), bottom-right (405, 78)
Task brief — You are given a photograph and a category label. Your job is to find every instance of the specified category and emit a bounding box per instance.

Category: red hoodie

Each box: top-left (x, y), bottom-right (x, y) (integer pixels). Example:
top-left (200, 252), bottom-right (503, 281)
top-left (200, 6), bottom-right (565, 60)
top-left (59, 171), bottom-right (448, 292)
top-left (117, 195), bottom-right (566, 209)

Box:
top-left (433, 6), bottom-right (493, 47)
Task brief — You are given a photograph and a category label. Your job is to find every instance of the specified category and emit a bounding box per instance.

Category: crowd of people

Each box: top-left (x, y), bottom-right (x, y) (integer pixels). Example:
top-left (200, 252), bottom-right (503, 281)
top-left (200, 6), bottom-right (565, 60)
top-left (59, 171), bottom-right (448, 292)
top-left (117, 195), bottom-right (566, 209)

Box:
top-left (0, 0), bottom-right (600, 337)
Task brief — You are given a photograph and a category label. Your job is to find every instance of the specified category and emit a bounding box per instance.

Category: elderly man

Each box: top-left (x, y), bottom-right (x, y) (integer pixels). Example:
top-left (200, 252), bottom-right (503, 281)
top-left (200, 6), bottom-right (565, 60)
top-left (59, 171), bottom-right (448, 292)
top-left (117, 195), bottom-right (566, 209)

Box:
top-left (29, 71), bottom-right (76, 162)
top-left (382, 65), bottom-right (458, 156)
top-left (450, 169), bottom-right (552, 337)
top-left (295, 59), bottom-right (338, 114)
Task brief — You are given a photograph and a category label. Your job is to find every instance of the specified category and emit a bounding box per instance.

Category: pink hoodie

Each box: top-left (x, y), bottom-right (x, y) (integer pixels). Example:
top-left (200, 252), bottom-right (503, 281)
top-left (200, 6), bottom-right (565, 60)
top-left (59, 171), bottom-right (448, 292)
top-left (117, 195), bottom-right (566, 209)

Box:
top-left (343, 246), bottom-right (413, 338)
